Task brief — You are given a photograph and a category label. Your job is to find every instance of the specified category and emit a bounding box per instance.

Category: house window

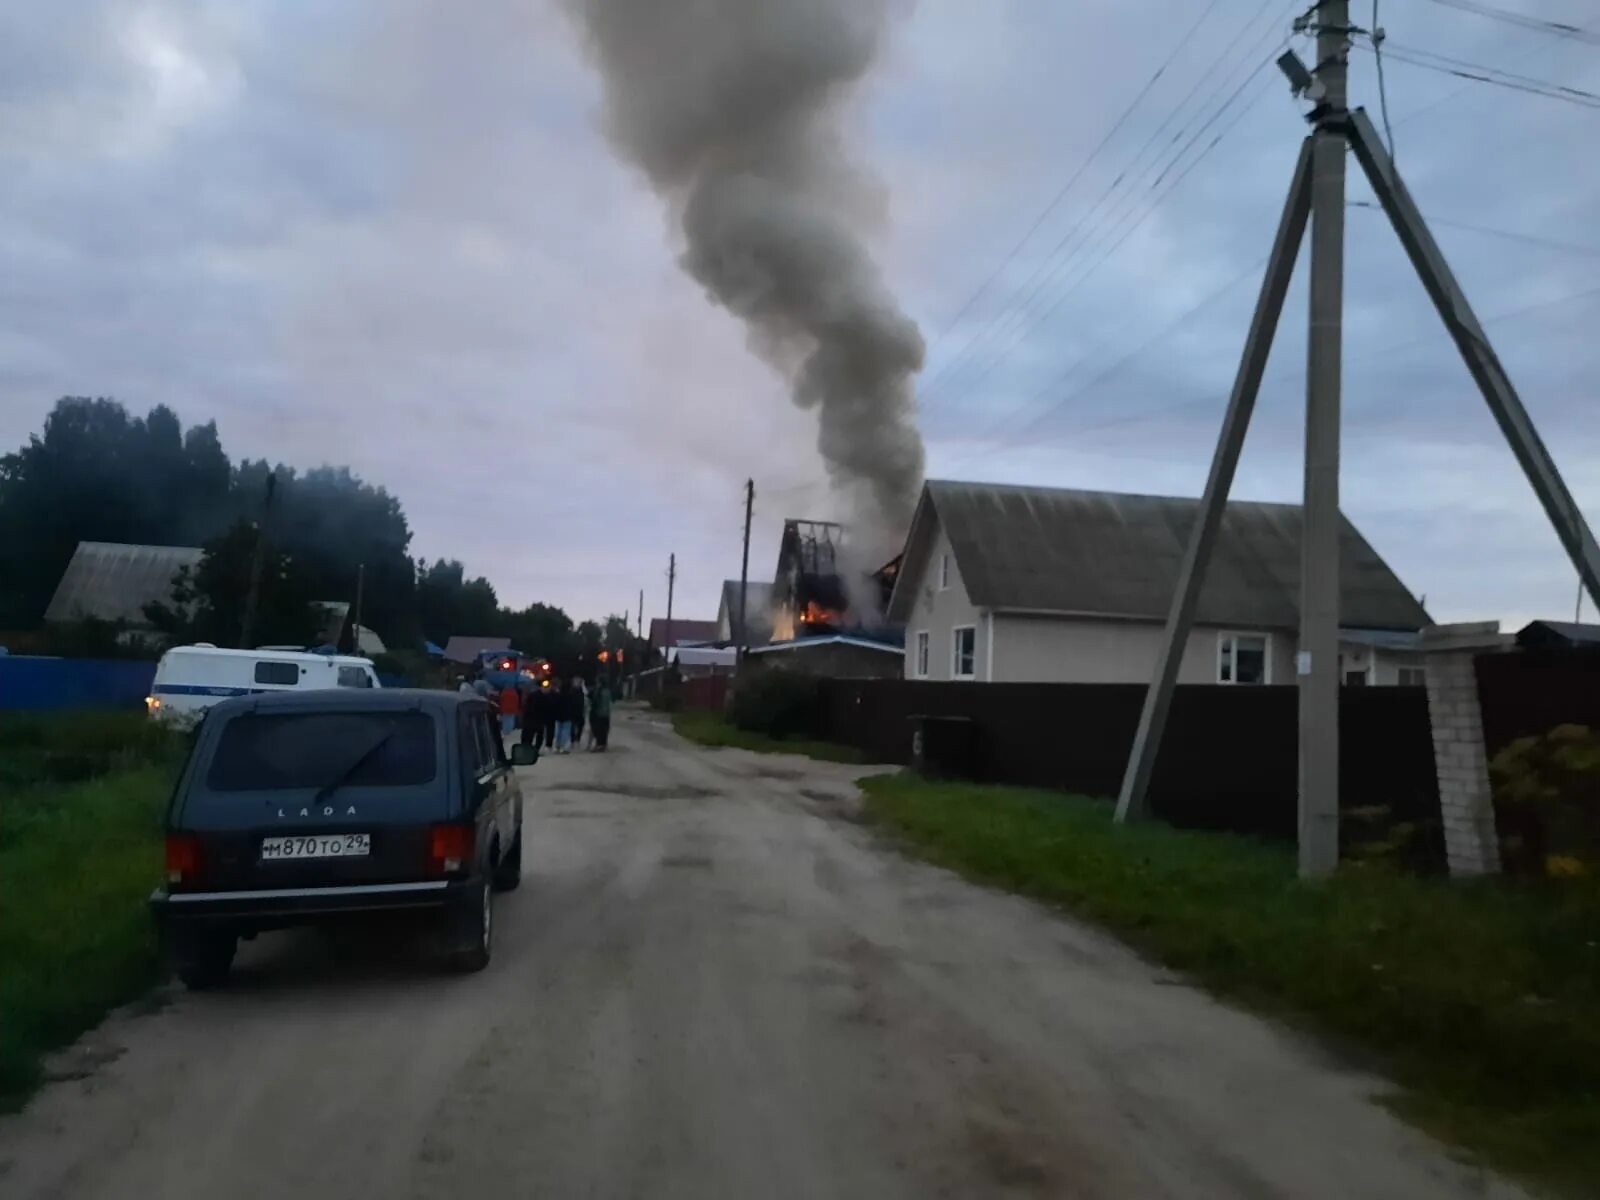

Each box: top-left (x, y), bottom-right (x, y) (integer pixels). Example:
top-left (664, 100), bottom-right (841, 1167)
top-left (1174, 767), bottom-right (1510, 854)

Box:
top-left (1344, 669), bottom-right (1368, 686)
top-left (1398, 666), bottom-right (1426, 687)
top-left (939, 553), bottom-right (951, 591)
top-left (914, 630), bottom-right (930, 678)
top-left (1217, 633), bottom-right (1268, 684)
top-left (952, 625), bottom-right (976, 678)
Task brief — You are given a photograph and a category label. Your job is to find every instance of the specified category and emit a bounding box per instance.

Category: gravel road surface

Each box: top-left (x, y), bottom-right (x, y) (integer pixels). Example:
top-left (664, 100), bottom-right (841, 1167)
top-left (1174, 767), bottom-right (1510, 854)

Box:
top-left (0, 707), bottom-right (1521, 1199)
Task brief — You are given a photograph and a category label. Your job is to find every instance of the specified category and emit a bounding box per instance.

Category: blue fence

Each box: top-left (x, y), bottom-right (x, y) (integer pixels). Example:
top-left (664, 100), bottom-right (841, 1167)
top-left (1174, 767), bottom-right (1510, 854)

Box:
top-left (0, 657), bottom-right (157, 712)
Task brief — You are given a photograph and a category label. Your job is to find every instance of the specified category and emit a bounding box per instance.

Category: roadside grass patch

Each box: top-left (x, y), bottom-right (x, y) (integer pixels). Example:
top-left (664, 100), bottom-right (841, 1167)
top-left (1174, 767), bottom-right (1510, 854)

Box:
top-left (671, 710), bottom-right (864, 764)
top-left (860, 773), bottom-right (1600, 1196)
top-left (0, 714), bottom-right (183, 1110)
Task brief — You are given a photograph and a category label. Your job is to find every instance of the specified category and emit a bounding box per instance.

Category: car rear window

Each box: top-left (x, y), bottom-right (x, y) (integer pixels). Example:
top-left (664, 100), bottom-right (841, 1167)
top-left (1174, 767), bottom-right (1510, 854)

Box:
top-left (206, 711), bottom-right (437, 792)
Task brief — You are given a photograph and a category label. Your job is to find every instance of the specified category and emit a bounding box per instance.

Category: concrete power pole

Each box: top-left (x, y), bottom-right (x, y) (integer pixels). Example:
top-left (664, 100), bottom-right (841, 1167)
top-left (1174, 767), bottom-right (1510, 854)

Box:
top-left (664, 553), bottom-right (676, 667)
top-left (738, 479), bottom-right (754, 660)
top-left (239, 472), bottom-right (276, 650)
top-left (637, 589), bottom-right (644, 638)
top-left (1299, 0), bottom-right (1349, 877)
top-left (1116, 0), bottom-right (1600, 880)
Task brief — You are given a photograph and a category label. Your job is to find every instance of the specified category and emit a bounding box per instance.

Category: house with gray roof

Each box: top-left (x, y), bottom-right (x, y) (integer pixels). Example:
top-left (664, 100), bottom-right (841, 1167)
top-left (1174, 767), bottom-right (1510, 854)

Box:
top-left (715, 579), bottom-right (774, 646)
top-left (45, 541), bottom-right (203, 627)
top-left (887, 480), bottom-right (1430, 686)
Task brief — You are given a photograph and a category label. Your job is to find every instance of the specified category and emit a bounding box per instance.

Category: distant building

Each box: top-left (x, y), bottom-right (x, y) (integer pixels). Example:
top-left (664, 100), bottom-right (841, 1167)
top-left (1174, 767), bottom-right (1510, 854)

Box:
top-left (1516, 620), bottom-right (1600, 649)
top-left (716, 580), bottom-right (774, 647)
top-left (44, 541), bottom-right (203, 628)
top-left (889, 480), bottom-right (1430, 686)
top-left (648, 618), bottom-right (719, 655)
top-left (442, 635), bottom-right (511, 666)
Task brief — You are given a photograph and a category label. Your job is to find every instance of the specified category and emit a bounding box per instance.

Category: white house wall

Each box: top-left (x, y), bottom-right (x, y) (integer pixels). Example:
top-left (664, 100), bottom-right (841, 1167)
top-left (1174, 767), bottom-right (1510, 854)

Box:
top-left (989, 613), bottom-right (1296, 685)
top-left (902, 522), bottom-right (987, 681)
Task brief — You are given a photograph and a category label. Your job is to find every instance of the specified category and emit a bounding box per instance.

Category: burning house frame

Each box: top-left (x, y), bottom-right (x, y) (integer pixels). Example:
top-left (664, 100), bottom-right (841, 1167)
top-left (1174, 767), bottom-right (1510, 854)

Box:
top-left (769, 519), bottom-right (900, 642)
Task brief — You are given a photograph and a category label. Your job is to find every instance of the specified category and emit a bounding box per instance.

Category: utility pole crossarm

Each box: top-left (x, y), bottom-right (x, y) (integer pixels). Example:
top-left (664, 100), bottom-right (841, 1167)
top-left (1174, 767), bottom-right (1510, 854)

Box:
top-left (1346, 108), bottom-right (1600, 612)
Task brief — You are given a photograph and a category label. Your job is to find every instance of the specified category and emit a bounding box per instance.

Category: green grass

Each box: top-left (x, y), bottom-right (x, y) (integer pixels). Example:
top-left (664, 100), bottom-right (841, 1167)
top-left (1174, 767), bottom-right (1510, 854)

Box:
top-left (860, 774), bottom-right (1600, 1196)
top-left (671, 710), bottom-right (865, 764)
top-left (0, 714), bottom-right (183, 1109)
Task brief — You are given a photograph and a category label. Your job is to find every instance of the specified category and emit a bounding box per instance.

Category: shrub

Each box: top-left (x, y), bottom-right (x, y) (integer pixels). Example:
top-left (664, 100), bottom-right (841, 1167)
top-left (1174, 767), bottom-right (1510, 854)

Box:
top-left (1490, 723), bottom-right (1600, 876)
top-left (727, 669), bottom-right (823, 739)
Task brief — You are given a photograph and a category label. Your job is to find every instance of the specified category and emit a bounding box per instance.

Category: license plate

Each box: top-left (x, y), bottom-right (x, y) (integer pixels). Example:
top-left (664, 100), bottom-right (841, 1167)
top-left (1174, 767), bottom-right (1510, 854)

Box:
top-left (260, 834), bottom-right (370, 861)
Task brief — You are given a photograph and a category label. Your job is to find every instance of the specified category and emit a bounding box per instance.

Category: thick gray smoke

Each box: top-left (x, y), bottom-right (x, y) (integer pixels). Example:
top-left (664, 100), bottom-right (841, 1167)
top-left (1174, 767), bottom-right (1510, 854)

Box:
top-left (567, 0), bottom-right (926, 553)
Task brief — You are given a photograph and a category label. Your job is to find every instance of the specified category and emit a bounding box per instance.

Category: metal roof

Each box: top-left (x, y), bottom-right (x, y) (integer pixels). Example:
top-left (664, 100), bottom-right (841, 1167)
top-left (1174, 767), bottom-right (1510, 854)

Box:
top-left (1517, 620), bottom-right (1600, 647)
top-left (648, 618), bottom-right (719, 649)
top-left (44, 541), bottom-right (203, 625)
top-left (719, 580), bottom-right (774, 641)
top-left (747, 635), bottom-right (903, 656)
top-left (442, 636), bottom-right (511, 664)
top-left (889, 480), bottom-right (1429, 632)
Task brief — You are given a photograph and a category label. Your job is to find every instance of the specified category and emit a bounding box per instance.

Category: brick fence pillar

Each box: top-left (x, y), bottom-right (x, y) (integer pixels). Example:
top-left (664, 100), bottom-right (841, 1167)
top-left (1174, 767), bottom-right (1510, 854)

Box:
top-left (1418, 622), bottom-right (1514, 877)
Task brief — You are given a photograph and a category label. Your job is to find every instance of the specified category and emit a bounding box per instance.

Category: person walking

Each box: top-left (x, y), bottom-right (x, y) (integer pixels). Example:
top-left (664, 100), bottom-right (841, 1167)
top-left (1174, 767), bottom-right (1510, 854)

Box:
top-left (571, 678), bottom-right (587, 749)
top-left (542, 680), bottom-right (559, 750)
top-left (497, 682), bottom-right (520, 739)
top-left (520, 686), bottom-right (541, 751)
top-left (589, 678), bottom-right (613, 751)
top-left (553, 679), bottom-right (575, 753)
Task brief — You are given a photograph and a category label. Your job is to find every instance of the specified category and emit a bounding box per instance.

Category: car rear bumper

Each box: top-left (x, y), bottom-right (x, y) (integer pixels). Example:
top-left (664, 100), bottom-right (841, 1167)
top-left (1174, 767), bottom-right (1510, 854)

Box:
top-left (150, 878), bottom-right (471, 926)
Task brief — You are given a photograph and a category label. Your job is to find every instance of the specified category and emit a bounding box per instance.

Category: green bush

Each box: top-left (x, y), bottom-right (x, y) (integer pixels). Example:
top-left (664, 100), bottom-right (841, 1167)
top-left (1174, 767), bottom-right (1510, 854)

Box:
top-left (0, 712), bottom-right (186, 793)
top-left (1491, 724), bottom-right (1600, 877)
top-left (727, 669), bottom-right (823, 738)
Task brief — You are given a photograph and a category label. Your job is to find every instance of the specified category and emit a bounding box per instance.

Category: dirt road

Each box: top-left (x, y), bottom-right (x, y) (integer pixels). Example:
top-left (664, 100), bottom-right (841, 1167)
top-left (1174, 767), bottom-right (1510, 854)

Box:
top-left (0, 707), bottom-right (1520, 1199)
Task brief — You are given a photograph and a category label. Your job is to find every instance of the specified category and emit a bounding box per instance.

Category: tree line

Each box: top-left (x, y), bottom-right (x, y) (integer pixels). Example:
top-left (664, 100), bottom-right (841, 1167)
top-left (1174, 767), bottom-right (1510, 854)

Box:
top-left (0, 398), bottom-right (638, 667)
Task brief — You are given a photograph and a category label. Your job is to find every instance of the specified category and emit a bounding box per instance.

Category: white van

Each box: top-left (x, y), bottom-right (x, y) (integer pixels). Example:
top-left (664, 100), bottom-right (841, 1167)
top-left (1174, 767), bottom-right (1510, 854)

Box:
top-left (147, 645), bottom-right (380, 722)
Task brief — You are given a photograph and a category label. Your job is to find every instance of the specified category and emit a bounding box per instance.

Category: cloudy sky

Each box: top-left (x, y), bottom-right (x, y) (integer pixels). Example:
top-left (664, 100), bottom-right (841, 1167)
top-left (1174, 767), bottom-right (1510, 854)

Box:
top-left (2, 0), bottom-right (1596, 628)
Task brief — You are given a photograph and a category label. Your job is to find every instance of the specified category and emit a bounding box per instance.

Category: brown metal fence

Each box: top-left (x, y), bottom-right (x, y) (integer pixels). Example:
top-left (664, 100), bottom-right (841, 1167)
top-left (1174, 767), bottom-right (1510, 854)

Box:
top-left (817, 679), bottom-right (1444, 869)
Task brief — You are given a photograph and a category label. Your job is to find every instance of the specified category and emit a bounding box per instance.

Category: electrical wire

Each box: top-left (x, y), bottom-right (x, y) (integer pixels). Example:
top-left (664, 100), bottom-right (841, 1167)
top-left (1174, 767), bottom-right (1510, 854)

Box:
top-left (920, 0), bottom-right (1230, 364)
top-left (1349, 200), bottom-right (1600, 257)
top-left (1371, 0), bottom-right (1396, 157)
top-left (1420, 0), bottom-right (1600, 45)
top-left (944, 58), bottom-right (1287, 466)
top-left (1367, 42), bottom-right (1600, 110)
top-left (918, 0), bottom-right (1295, 417)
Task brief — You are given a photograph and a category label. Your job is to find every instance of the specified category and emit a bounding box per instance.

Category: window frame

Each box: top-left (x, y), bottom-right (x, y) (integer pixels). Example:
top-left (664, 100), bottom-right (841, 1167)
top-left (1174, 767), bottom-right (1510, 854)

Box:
top-left (938, 553), bottom-right (951, 591)
top-left (913, 630), bottom-right (930, 678)
top-left (951, 624), bottom-right (977, 680)
top-left (253, 660), bottom-right (301, 687)
top-left (1216, 632), bottom-right (1270, 685)
top-left (1397, 666), bottom-right (1427, 687)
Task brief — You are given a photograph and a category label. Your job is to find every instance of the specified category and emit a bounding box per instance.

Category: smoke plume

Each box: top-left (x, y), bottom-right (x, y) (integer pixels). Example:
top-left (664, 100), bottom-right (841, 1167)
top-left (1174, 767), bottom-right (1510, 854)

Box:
top-left (567, 0), bottom-right (926, 553)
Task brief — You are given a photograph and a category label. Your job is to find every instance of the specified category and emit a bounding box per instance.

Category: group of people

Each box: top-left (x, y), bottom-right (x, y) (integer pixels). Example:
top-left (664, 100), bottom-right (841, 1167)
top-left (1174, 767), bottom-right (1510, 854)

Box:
top-left (459, 673), bottom-right (614, 753)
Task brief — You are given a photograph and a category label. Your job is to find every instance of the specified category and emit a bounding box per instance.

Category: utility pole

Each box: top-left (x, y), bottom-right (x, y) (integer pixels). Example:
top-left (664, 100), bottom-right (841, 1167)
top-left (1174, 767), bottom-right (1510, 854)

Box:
top-left (239, 472), bottom-right (276, 650)
top-left (637, 589), bottom-right (644, 639)
top-left (1117, 2), bottom-right (1600, 878)
top-left (664, 553), bottom-right (676, 668)
top-left (738, 479), bottom-right (754, 660)
top-left (1298, 0), bottom-right (1349, 877)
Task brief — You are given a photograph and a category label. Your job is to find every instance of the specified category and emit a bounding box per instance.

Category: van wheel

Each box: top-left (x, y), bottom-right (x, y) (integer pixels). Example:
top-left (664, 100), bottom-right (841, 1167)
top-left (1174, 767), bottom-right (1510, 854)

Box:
top-left (492, 827), bottom-right (522, 892)
top-left (172, 930), bottom-right (237, 990)
top-left (447, 881), bottom-right (492, 973)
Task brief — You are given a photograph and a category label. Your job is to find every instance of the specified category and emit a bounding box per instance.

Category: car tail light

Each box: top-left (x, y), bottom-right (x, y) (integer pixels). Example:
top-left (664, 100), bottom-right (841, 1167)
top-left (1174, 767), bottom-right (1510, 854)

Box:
top-left (165, 833), bottom-right (201, 886)
top-left (429, 824), bottom-right (473, 875)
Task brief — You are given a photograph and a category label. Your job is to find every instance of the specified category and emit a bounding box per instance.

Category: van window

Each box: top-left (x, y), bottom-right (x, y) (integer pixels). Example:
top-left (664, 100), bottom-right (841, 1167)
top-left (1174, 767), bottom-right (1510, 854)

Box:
top-left (207, 711), bottom-right (436, 792)
top-left (338, 665), bottom-right (373, 688)
top-left (254, 661), bottom-right (301, 686)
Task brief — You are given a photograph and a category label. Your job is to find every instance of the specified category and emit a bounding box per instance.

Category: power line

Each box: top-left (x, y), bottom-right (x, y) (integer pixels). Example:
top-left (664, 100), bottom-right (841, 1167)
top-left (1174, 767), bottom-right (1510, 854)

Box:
top-left (1349, 200), bottom-right (1600, 257)
top-left (1371, 0), bottom-right (1396, 157)
top-left (1420, 0), bottom-right (1600, 45)
top-left (919, 0), bottom-right (1294, 416)
top-left (999, 279), bottom-right (1600, 456)
top-left (920, 0), bottom-right (1230, 362)
top-left (944, 56), bottom-right (1287, 464)
top-left (1367, 43), bottom-right (1600, 110)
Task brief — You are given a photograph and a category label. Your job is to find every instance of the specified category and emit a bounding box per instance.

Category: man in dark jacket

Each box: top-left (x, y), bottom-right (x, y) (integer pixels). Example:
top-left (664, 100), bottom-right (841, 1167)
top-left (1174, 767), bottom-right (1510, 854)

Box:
top-left (589, 680), bottom-right (613, 751)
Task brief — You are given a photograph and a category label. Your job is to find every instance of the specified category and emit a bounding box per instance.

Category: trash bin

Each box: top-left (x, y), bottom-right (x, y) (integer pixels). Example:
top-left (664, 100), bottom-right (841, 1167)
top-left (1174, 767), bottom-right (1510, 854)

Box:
top-left (908, 714), bottom-right (980, 780)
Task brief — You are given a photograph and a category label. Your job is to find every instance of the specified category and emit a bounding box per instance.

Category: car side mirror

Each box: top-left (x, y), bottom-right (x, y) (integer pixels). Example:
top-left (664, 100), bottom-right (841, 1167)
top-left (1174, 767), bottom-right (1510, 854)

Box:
top-left (511, 743), bottom-right (539, 766)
